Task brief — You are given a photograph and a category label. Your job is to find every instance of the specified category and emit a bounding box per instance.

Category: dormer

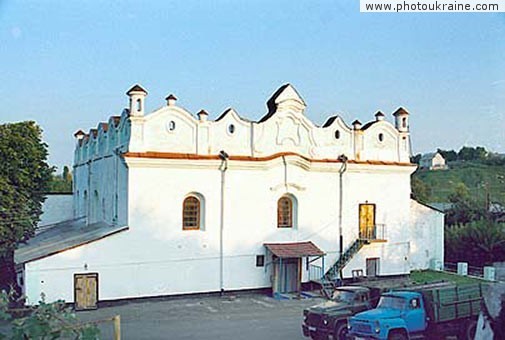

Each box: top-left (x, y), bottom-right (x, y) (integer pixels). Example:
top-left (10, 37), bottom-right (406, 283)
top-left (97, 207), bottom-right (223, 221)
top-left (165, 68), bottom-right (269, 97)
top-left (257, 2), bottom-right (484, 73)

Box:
top-left (126, 84), bottom-right (148, 117)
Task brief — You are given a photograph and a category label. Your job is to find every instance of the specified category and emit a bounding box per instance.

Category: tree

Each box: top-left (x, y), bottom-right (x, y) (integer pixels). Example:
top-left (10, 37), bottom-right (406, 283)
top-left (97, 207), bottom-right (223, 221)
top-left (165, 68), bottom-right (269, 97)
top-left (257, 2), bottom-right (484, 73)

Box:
top-left (457, 146), bottom-right (488, 162)
top-left (47, 166), bottom-right (73, 193)
top-left (411, 176), bottom-right (431, 203)
top-left (410, 153), bottom-right (421, 165)
top-left (445, 182), bottom-right (485, 226)
top-left (437, 148), bottom-right (458, 162)
top-left (0, 121), bottom-right (52, 292)
top-left (445, 220), bottom-right (505, 267)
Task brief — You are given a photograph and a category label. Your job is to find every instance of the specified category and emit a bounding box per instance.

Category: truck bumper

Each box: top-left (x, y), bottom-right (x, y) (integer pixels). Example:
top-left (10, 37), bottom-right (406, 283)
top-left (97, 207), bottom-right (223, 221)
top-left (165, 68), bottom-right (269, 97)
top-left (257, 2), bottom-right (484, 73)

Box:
top-left (348, 333), bottom-right (381, 340)
top-left (302, 324), bottom-right (331, 338)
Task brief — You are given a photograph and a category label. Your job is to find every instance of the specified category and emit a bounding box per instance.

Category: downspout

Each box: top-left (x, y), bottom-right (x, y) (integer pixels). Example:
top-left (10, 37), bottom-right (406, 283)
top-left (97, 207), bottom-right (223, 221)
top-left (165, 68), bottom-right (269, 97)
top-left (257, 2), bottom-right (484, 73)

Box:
top-left (338, 154), bottom-right (348, 278)
top-left (219, 150), bottom-right (229, 296)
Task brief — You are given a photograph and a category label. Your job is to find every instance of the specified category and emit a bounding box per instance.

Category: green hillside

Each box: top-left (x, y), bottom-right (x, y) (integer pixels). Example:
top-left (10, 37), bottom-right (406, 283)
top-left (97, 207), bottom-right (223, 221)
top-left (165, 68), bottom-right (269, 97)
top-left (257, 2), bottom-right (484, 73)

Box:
top-left (412, 161), bottom-right (505, 205)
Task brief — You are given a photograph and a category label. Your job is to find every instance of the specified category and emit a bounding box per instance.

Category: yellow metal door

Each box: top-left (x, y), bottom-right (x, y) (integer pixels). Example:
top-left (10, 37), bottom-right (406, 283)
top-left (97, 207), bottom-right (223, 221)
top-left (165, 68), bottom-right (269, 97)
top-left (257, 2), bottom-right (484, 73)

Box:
top-left (359, 204), bottom-right (375, 239)
top-left (74, 273), bottom-right (98, 311)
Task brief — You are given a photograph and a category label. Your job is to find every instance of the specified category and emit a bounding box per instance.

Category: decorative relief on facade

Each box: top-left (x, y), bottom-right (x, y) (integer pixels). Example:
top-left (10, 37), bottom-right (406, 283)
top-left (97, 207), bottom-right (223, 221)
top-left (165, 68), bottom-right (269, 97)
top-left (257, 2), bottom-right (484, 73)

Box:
top-left (276, 118), bottom-right (301, 146)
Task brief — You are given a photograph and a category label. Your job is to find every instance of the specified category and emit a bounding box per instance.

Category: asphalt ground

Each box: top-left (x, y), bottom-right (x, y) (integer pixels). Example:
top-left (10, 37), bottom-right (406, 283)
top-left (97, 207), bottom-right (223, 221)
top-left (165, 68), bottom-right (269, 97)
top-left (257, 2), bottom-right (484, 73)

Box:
top-left (76, 292), bottom-right (324, 340)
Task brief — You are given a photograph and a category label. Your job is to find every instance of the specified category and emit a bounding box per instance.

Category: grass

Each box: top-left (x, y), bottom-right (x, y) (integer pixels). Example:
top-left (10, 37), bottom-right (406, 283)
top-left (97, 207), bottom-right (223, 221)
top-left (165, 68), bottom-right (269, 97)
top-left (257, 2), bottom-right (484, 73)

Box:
top-left (410, 270), bottom-right (487, 286)
top-left (413, 161), bottom-right (505, 204)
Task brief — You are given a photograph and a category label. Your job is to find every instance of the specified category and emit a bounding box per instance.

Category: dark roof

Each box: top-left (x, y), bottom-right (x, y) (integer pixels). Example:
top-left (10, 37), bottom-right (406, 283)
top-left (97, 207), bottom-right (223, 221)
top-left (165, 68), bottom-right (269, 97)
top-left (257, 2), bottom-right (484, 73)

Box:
top-left (375, 111), bottom-right (385, 117)
top-left (165, 94), bottom-right (177, 100)
top-left (393, 107), bottom-right (409, 116)
top-left (322, 116), bottom-right (338, 128)
top-left (361, 121), bottom-right (377, 130)
top-left (412, 199), bottom-right (446, 213)
top-left (14, 218), bottom-right (128, 264)
top-left (198, 109), bottom-right (209, 115)
top-left (215, 108), bottom-right (252, 123)
top-left (264, 241), bottom-right (325, 258)
top-left (352, 120), bottom-right (362, 126)
top-left (126, 84), bottom-right (147, 95)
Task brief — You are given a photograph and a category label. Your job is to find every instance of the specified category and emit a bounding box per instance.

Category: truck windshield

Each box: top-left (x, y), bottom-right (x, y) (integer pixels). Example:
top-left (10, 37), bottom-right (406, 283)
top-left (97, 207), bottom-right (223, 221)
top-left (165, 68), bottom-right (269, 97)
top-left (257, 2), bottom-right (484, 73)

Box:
top-left (377, 296), bottom-right (406, 310)
top-left (331, 290), bottom-right (356, 303)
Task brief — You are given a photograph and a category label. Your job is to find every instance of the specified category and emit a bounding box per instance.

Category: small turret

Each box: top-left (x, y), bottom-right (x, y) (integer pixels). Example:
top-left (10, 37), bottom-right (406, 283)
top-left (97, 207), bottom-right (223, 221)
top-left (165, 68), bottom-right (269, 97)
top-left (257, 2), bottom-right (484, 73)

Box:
top-left (197, 109), bottom-right (209, 122)
top-left (375, 111), bottom-right (385, 121)
top-left (74, 130), bottom-right (86, 140)
top-left (352, 120), bottom-right (362, 130)
top-left (126, 84), bottom-right (148, 117)
top-left (166, 94), bottom-right (177, 106)
top-left (393, 107), bottom-right (409, 132)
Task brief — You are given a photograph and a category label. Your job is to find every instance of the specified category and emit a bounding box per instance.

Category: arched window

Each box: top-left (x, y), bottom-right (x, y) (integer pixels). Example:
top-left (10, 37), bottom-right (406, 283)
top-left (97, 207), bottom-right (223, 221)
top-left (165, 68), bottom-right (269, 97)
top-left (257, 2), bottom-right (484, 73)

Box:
top-left (402, 117), bottom-right (407, 128)
top-left (183, 196), bottom-right (201, 230)
top-left (136, 98), bottom-right (142, 112)
top-left (277, 196), bottom-right (293, 228)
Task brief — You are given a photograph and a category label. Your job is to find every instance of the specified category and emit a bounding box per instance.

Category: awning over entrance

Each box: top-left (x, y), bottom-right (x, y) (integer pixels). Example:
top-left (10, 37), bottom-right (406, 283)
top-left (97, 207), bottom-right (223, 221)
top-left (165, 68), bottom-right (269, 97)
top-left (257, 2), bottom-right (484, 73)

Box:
top-left (264, 241), bottom-right (325, 258)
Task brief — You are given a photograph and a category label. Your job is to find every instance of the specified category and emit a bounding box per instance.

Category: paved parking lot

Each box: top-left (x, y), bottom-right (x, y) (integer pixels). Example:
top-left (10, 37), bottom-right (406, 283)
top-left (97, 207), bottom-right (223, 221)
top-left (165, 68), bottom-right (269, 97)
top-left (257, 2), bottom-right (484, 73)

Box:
top-left (77, 292), bottom-right (324, 340)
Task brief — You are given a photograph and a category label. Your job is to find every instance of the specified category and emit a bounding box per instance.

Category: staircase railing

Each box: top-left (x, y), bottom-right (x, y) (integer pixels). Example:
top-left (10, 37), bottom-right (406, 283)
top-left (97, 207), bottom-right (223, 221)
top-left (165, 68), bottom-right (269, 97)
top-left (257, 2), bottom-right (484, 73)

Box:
top-left (310, 224), bottom-right (388, 288)
top-left (359, 224), bottom-right (386, 241)
top-left (308, 264), bottom-right (324, 282)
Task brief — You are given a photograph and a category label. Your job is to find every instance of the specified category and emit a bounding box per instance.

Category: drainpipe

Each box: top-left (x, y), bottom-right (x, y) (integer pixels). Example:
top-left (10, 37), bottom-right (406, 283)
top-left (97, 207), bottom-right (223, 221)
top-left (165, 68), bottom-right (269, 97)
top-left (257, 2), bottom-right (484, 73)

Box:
top-left (338, 154), bottom-right (348, 278)
top-left (219, 150), bottom-right (229, 296)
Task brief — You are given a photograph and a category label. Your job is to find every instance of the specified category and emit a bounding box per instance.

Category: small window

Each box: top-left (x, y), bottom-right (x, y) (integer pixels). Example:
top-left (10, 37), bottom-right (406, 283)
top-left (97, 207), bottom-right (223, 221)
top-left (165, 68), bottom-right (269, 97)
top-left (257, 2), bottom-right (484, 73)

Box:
top-left (183, 196), bottom-right (200, 230)
top-left (168, 120), bottom-right (176, 131)
top-left (256, 255), bottom-right (265, 267)
top-left (136, 98), bottom-right (142, 112)
top-left (410, 298), bottom-right (420, 309)
top-left (334, 130), bottom-right (340, 139)
top-left (228, 124), bottom-right (235, 134)
top-left (378, 133), bottom-right (384, 142)
top-left (277, 196), bottom-right (293, 228)
top-left (402, 117), bottom-right (407, 128)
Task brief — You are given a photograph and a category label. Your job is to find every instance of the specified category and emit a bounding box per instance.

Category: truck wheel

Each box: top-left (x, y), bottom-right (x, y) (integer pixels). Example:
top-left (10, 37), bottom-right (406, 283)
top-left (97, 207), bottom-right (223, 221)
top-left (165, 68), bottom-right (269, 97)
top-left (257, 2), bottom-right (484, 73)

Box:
top-left (388, 330), bottom-right (408, 340)
top-left (459, 320), bottom-right (477, 340)
top-left (334, 322), bottom-right (348, 340)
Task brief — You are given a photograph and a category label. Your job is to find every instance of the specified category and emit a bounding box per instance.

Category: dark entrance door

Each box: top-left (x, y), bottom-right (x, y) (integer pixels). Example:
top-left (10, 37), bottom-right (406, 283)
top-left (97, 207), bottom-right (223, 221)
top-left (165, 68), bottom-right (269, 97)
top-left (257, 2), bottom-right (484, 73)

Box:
top-left (275, 258), bottom-right (301, 293)
top-left (366, 258), bottom-right (379, 277)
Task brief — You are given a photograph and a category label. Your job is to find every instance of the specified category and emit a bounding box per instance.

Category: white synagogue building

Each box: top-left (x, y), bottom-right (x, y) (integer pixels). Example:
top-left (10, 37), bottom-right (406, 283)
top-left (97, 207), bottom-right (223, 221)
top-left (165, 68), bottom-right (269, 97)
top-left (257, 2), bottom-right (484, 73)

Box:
top-left (15, 84), bottom-right (444, 307)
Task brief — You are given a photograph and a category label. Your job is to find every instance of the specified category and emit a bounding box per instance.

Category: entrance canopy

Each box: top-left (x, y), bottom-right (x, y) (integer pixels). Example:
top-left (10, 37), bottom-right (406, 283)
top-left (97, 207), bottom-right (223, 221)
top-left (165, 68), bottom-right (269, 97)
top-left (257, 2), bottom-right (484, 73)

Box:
top-left (264, 241), bottom-right (325, 258)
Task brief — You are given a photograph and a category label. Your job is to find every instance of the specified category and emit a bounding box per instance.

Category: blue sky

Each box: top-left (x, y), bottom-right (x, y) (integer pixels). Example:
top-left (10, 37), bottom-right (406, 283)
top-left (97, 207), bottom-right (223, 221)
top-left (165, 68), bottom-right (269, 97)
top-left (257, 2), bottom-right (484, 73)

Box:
top-left (1, 0), bottom-right (504, 170)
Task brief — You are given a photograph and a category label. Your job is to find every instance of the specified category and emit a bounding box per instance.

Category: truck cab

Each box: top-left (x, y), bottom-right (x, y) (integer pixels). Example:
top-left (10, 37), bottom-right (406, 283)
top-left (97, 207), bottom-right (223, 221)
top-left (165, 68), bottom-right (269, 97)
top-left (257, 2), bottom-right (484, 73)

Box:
top-left (348, 291), bottom-right (426, 340)
top-left (302, 286), bottom-right (377, 340)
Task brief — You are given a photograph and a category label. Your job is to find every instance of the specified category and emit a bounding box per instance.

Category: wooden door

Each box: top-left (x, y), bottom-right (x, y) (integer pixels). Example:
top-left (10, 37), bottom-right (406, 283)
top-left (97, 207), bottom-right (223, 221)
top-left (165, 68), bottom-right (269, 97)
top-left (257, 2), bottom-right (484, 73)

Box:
top-left (359, 204), bottom-right (375, 239)
top-left (366, 258), bottom-right (379, 277)
top-left (74, 273), bottom-right (98, 311)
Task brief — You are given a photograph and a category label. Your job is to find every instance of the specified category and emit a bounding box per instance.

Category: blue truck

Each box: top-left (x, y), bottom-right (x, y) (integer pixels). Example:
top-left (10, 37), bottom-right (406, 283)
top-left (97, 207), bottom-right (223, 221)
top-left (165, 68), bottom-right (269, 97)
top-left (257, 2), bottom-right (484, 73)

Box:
top-left (347, 284), bottom-right (482, 340)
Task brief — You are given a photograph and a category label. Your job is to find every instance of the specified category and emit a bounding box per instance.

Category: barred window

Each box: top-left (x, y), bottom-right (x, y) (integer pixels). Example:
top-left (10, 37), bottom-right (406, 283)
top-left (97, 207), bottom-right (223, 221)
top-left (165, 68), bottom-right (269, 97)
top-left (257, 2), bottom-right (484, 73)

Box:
top-left (183, 196), bottom-right (200, 230)
top-left (277, 196), bottom-right (293, 228)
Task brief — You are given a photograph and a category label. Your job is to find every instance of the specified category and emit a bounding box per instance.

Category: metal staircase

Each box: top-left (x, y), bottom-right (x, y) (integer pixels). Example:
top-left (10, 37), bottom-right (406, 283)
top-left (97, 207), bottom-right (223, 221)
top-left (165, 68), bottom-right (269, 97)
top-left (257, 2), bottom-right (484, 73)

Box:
top-left (325, 238), bottom-right (368, 281)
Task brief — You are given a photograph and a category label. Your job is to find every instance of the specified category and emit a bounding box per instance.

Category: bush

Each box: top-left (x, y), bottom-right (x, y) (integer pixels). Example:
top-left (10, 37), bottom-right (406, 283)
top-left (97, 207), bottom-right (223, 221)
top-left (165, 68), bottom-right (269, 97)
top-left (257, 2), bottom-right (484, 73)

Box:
top-left (0, 291), bottom-right (99, 340)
